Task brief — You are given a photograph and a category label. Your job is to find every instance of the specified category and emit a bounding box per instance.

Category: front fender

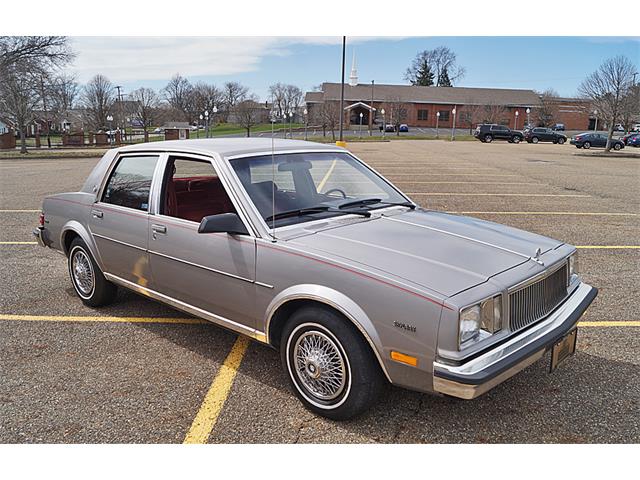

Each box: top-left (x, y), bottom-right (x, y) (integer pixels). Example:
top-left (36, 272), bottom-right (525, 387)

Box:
top-left (264, 283), bottom-right (391, 382)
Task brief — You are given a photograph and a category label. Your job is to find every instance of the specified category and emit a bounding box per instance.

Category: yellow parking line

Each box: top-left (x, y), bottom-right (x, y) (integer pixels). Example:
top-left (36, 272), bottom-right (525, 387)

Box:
top-left (408, 193), bottom-right (590, 197)
top-left (0, 313), bottom-right (208, 324)
top-left (448, 211), bottom-right (637, 216)
top-left (317, 159), bottom-right (337, 191)
top-left (0, 241), bottom-right (37, 245)
top-left (576, 246), bottom-right (640, 249)
top-left (0, 209), bottom-right (39, 213)
top-left (387, 174), bottom-right (520, 177)
top-left (183, 336), bottom-right (250, 444)
top-left (578, 321), bottom-right (640, 327)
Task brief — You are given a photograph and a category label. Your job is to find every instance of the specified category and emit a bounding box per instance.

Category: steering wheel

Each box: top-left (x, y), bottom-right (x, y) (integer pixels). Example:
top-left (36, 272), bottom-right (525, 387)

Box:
top-left (323, 188), bottom-right (347, 198)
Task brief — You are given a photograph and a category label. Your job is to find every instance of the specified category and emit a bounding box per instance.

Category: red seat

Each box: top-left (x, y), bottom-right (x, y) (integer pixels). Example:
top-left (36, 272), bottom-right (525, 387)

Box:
top-left (166, 176), bottom-right (235, 223)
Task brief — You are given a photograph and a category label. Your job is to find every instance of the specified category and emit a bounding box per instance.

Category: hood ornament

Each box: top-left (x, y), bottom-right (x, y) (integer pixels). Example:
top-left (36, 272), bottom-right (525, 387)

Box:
top-left (531, 247), bottom-right (544, 266)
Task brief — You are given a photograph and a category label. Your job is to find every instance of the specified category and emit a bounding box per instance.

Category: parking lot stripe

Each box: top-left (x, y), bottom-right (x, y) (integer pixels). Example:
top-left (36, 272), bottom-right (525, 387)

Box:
top-left (408, 193), bottom-right (590, 197)
top-left (578, 321), bottom-right (640, 327)
top-left (576, 246), bottom-right (640, 249)
top-left (448, 211), bottom-right (637, 216)
top-left (0, 209), bottom-right (39, 213)
top-left (0, 241), bottom-right (37, 245)
top-left (317, 159), bottom-right (337, 191)
top-left (387, 174), bottom-right (520, 177)
top-left (0, 313), bottom-right (208, 324)
top-left (183, 335), bottom-right (250, 444)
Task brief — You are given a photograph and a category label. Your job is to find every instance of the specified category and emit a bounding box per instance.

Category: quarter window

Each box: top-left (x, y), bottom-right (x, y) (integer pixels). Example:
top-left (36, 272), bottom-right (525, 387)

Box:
top-left (102, 155), bottom-right (159, 211)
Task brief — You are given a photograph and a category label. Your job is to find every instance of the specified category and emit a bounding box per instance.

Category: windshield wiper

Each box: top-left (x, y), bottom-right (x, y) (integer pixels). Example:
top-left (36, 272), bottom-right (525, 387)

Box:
top-left (265, 205), bottom-right (370, 223)
top-left (338, 197), bottom-right (416, 210)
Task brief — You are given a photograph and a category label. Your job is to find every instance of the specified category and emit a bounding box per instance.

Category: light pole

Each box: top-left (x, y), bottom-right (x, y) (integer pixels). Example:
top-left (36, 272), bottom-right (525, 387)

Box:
top-left (436, 111), bottom-right (440, 138)
top-left (370, 79), bottom-right (374, 136)
top-left (204, 110), bottom-right (209, 138)
top-left (198, 114), bottom-right (203, 139)
top-left (106, 115), bottom-right (113, 145)
top-left (526, 108), bottom-right (531, 129)
top-left (338, 36), bottom-right (346, 145)
top-left (212, 106), bottom-right (218, 137)
top-left (289, 111), bottom-right (293, 138)
top-left (450, 108), bottom-right (457, 141)
top-left (381, 108), bottom-right (386, 138)
top-left (514, 110), bottom-right (519, 130)
top-left (303, 108), bottom-right (308, 141)
top-left (359, 112), bottom-right (364, 139)
top-left (594, 109), bottom-right (598, 132)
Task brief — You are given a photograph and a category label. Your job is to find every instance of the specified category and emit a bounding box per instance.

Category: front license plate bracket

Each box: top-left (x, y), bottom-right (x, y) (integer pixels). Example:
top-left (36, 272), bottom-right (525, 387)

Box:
top-left (550, 328), bottom-right (577, 372)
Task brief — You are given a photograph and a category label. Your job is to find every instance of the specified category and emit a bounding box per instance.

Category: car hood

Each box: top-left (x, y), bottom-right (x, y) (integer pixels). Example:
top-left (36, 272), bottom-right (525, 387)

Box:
top-left (289, 209), bottom-right (563, 297)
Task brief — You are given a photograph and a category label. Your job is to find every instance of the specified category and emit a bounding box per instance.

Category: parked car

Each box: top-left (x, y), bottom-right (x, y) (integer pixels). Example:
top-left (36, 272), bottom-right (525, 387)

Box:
top-left (33, 138), bottom-right (597, 420)
top-left (553, 123), bottom-right (565, 131)
top-left (626, 134), bottom-right (640, 147)
top-left (632, 124), bottom-right (640, 132)
top-left (473, 124), bottom-right (524, 143)
top-left (570, 133), bottom-right (625, 150)
top-left (621, 132), bottom-right (639, 145)
top-left (525, 127), bottom-right (567, 144)
top-left (398, 124), bottom-right (409, 132)
top-left (384, 124), bottom-right (396, 133)
top-left (152, 127), bottom-right (164, 134)
top-left (614, 124), bottom-right (625, 132)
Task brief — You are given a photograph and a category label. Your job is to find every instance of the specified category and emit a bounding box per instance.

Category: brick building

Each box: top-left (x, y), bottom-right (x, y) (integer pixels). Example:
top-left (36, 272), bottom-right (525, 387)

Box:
top-left (305, 82), bottom-right (592, 131)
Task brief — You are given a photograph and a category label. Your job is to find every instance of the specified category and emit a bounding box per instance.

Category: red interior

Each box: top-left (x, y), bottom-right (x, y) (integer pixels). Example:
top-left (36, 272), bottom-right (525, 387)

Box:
top-left (165, 176), bottom-right (235, 222)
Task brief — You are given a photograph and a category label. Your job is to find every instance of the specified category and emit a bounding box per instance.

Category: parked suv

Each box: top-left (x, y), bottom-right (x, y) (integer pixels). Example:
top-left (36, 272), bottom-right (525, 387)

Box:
top-left (525, 127), bottom-right (567, 144)
top-left (473, 124), bottom-right (523, 143)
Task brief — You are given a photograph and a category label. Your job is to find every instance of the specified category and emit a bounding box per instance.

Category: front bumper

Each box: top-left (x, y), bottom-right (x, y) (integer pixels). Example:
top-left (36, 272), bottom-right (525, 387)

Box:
top-left (433, 282), bottom-right (597, 399)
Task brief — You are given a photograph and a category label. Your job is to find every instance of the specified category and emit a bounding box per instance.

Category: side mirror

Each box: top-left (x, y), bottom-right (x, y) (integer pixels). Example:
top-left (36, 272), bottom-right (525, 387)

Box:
top-left (198, 213), bottom-right (249, 235)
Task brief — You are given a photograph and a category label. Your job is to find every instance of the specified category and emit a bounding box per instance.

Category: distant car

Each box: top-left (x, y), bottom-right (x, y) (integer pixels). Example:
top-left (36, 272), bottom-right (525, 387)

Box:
top-left (553, 124), bottom-right (565, 131)
top-left (398, 124), bottom-right (409, 133)
top-left (153, 127), bottom-right (164, 134)
top-left (525, 127), bottom-right (567, 145)
top-left (570, 133), bottom-right (624, 150)
top-left (384, 124), bottom-right (396, 133)
top-left (632, 124), bottom-right (640, 132)
top-left (625, 134), bottom-right (640, 147)
top-left (614, 124), bottom-right (625, 132)
top-left (473, 124), bottom-right (523, 143)
top-left (621, 132), bottom-right (639, 145)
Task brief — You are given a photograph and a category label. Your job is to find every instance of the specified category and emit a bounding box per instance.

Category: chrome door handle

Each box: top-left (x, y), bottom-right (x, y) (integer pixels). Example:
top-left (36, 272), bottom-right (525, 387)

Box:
top-left (91, 210), bottom-right (103, 219)
top-left (151, 224), bottom-right (167, 234)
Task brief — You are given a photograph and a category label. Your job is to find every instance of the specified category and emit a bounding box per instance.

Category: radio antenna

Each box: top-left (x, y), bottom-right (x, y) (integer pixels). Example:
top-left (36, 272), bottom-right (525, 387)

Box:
top-left (270, 103), bottom-right (277, 242)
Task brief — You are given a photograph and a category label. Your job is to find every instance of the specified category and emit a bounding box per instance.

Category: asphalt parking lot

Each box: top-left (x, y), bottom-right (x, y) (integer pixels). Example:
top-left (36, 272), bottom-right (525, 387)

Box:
top-left (1, 140), bottom-right (638, 443)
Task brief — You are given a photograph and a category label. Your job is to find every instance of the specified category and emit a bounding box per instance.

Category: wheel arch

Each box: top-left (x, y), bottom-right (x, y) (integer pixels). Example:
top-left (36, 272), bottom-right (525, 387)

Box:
top-left (60, 221), bottom-right (103, 269)
top-left (264, 284), bottom-right (391, 382)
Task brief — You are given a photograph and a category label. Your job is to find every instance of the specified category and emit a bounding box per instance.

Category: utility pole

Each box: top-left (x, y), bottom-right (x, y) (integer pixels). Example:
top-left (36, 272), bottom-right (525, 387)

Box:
top-left (115, 85), bottom-right (123, 139)
top-left (370, 80), bottom-right (374, 136)
top-left (338, 36), bottom-right (346, 145)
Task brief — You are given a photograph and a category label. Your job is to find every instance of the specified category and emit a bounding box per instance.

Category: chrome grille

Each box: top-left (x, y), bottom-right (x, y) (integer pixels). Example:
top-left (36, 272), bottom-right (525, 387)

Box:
top-left (509, 264), bottom-right (568, 332)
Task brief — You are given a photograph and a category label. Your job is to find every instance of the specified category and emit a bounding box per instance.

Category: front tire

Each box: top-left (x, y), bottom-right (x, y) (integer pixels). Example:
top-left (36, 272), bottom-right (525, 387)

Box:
top-left (484, 134), bottom-right (493, 143)
top-left (613, 143), bottom-right (622, 150)
top-left (512, 136), bottom-right (521, 144)
top-left (280, 306), bottom-right (385, 420)
top-left (68, 238), bottom-right (117, 307)
top-left (531, 136), bottom-right (539, 144)
top-left (583, 141), bottom-right (591, 149)
top-left (557, 137), bottom-right (566, 145)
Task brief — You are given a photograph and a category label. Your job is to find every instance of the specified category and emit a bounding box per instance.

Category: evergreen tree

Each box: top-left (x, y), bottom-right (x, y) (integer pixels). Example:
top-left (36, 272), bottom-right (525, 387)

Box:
top-left (438, 67), bottom-right (452, 87)
top-left (414, 58), bottom-right (435, 86)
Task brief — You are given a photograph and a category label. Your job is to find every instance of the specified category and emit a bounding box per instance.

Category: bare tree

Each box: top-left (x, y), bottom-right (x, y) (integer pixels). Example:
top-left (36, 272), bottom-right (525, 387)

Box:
top-left (50, 74), bottom-right (79, 114)
top-left (269, 83), bottom-right (303, 118)
top-left (460, 98), bottom-right (485, 133)
top-left (129, 87), bottom-right (160, 140)
top-left (190, 82), bottom-right (224, 122)
top-left (310, 102), bottom-right (340, 140)
top-left (233, 96), bottom-right (262, 137)
top-left (579, 55), bottom-right (637, 151)
top-left (404, 46), bottom-right (465, 87)
top-left (82, 74), bottom-right (115, 130)
top-left (222, 81), bottom-right (248, 121)
top-left (162, 73), bottom-right (193, 121)
top-left (0, 36), bottom-right (74, 74)
top-left (0, 64), bottom-right (41, 153)
top-left (619, 84), bottom-right (640, 132)
top-left (384, 97), bottom-right (408, 136)
top-left (482, 102), bottom-right (507, 124)
top-left (535, 88), bottom-right (561, 127)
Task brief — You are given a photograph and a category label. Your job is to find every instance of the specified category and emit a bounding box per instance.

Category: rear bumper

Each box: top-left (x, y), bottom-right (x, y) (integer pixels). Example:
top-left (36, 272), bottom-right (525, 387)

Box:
top-left (32, 227), bottom-right (50, 248)
top-left (433, 282), bottom-right (597, 399)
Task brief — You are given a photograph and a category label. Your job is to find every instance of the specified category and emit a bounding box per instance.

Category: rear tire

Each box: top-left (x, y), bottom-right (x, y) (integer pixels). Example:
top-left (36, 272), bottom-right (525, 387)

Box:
top-left (531, 137), bottom-right (539, 144)
top-left (613, 143), bottom-right (622, 150)
top-left (68, 238), bottom-right (117, 307)
top-left (280, 306), bottom-right (385, 420)
top-left (484, 134), bottom-right (493, 143)
top-left (583, 141), bottom-right (591, 149)
top-left (512, 136), bottom-right (521, 144)
top-left (557, 137), bottom-right (566, 145)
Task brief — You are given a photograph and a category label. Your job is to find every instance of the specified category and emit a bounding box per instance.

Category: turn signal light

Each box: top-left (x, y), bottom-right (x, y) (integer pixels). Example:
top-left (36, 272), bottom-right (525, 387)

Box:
top-left (390, 351), bottom-right (418, 367)
top-left (38, 212), bottom-right (45, 227)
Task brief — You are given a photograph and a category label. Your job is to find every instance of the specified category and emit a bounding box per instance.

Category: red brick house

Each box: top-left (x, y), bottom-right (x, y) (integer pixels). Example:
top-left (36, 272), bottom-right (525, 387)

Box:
top-left (305, 83), bottom-right (592, 131)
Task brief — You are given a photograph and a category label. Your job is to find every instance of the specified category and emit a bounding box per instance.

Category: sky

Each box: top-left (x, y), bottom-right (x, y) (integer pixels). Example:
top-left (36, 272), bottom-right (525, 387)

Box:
top-left (69, 37), bottom-right (640, 101)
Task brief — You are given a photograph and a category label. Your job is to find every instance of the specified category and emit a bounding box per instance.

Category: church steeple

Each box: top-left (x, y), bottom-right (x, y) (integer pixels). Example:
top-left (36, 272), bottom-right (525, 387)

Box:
top-left (349, 50), bottom-right (358, 87)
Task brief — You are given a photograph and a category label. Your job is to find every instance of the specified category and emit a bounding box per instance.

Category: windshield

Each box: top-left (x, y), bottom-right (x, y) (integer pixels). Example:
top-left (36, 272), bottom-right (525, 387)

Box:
top-left (229, 151), bottom-right (409, 227)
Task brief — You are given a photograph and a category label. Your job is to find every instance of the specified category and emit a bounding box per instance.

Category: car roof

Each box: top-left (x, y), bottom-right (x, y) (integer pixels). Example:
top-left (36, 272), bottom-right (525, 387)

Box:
top-left (117, 138), bottom-right (344, 158)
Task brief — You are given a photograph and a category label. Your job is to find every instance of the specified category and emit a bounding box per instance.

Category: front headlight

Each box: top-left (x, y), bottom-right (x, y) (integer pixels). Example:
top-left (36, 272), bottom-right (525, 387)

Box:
top-left (568, 252), bottom-right (579, 284)
top-left (459, 295), bottom-right (502, 349)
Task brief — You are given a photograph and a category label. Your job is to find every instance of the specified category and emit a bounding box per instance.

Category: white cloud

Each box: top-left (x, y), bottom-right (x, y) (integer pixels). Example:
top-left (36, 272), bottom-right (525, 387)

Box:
top-left (69, 36), bottom-right (405, 84)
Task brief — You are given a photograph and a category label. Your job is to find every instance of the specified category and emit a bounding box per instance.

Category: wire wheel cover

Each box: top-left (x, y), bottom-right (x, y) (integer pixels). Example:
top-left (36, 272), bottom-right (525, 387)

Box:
top-left (72, 249), bottom-right (94, 295)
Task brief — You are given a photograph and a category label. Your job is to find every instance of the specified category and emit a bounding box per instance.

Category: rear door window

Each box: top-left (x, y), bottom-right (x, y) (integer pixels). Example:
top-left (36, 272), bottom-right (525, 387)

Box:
top-left (102, 155), bottom-right (159, 211)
